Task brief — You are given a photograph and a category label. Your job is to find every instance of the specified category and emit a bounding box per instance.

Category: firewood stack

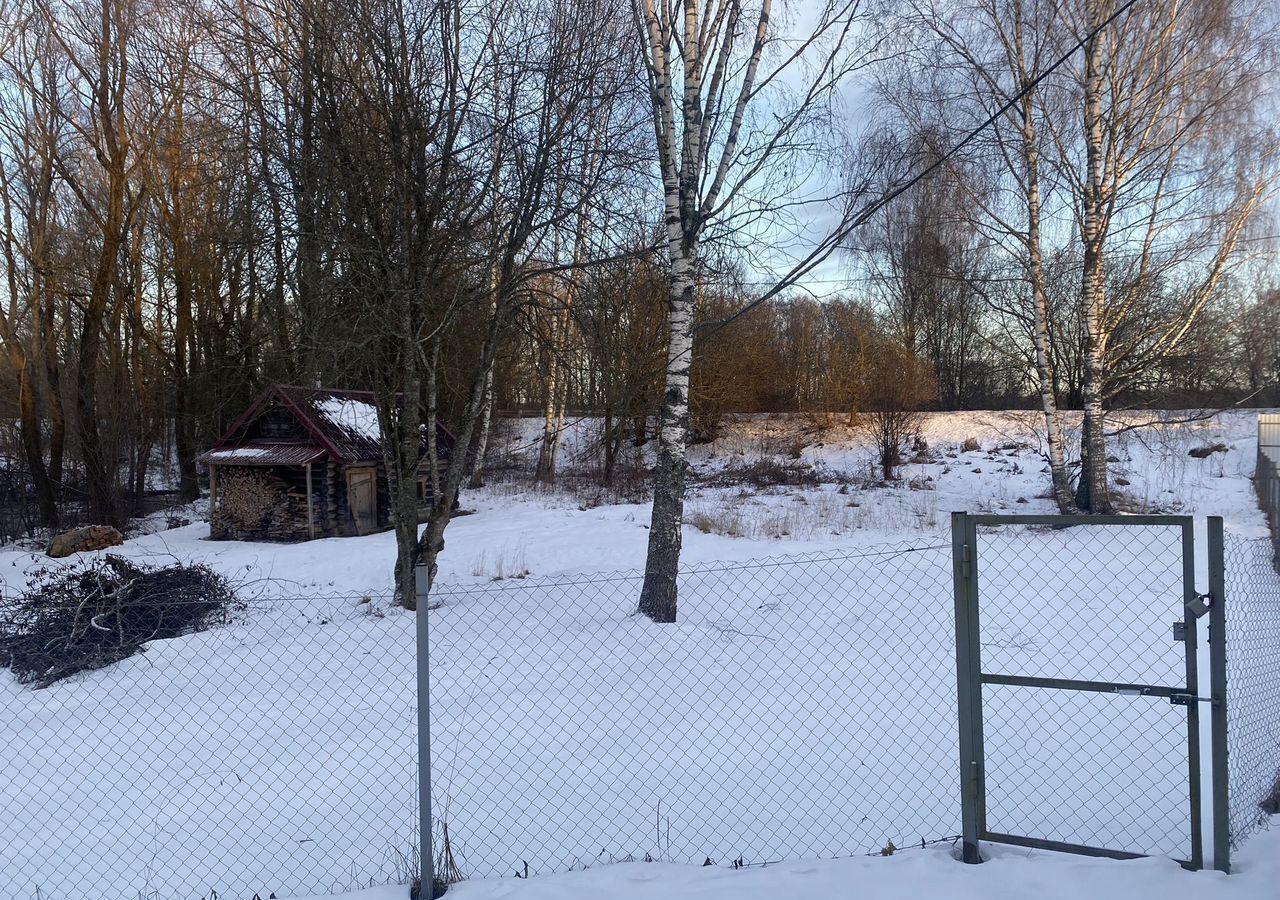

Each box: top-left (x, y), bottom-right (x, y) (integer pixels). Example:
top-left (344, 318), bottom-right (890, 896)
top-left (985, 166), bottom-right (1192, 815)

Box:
top-left (212, 467), bottom-right (310, 541)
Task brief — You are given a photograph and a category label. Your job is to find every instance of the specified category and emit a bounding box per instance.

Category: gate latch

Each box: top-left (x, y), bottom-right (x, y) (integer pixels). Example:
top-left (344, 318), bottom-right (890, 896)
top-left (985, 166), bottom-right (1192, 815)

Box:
top-left (1171, 692), bottom-right (1221, 708)
top-left (1172, 621), bottom-right (1187, 642)
top-left (1115, 687), bottom-right (1150, 697)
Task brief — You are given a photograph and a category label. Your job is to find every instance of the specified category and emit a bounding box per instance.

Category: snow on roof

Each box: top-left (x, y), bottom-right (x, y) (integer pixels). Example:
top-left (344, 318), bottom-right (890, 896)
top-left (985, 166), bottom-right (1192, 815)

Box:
top-left (198, 443), bottom-right (327, 466)
top-left (314, 397), bottom-right (382, 443)
top-left (203, 385), bottom-right (455, 466)
top-left (273, 386), bottom-right (385, 461)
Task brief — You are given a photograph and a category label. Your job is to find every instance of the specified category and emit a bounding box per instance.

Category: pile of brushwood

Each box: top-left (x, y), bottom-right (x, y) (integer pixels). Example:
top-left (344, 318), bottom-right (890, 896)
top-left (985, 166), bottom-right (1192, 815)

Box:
top-left (0, 554), bottom-right (239, 688)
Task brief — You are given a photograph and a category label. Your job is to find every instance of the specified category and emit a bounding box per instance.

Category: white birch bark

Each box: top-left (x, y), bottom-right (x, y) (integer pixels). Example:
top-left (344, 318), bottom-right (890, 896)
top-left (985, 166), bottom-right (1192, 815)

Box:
top-left (1075, 0), bottom-right (1111, 513)
top-left (1014, 35), bottom-right (1075, 513)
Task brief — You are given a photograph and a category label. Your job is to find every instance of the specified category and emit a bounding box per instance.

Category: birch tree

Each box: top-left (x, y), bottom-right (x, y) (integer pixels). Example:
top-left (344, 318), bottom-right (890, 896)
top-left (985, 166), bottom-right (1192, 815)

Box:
top-left (889, 0), bottom-right (1078, 511)
top-left (1056, 0), bottom-right (1279, 511)
top-left (634, 0), bottom-right (870, 621)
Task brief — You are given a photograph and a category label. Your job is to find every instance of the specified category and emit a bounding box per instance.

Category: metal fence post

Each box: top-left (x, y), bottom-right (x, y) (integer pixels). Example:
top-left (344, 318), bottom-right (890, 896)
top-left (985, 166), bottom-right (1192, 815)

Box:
top-left (415, 565), bottom-right (438, 897)
top-left (1180, 520), bottom-right (1204, 871)
top-left (951, 511), bottom-right (982, 863)
top-left (1207, 516), bottom-right (1230, 873)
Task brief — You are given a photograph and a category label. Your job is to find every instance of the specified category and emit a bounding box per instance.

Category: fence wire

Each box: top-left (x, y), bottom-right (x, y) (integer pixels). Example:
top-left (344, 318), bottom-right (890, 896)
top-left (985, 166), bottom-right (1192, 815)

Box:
top-left (4, 523), bottom-right (1274, 900)
top-left (968, 522), bottom-right (1193, 860)
top-left (0, 592), bottom-right (419, 900)
top-left (0, 541), bottom-right (959, 900)
top-left (427, 542), bottom-right (959, 879)
top-left (1223, 534), bottom-right (1280, 849)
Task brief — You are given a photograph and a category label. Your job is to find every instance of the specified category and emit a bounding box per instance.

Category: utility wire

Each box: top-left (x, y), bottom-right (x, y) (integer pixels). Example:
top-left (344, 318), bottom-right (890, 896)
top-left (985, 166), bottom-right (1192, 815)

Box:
top-left (702, 0), bottom-right (1146, 336)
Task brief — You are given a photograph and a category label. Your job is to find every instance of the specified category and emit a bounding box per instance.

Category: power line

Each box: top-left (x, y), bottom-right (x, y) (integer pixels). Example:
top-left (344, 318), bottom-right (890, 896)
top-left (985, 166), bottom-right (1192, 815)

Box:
top-left (703, 0), bottom-right (1146, 336)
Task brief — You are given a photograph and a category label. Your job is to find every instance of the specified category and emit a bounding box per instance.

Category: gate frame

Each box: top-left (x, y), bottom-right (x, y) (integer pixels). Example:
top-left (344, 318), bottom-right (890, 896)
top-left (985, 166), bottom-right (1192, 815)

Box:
top-left (951, 512), bottom-right (1229, 871)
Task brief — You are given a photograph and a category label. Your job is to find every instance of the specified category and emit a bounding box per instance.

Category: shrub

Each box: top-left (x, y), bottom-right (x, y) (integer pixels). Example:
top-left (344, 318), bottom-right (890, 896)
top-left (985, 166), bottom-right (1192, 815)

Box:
top-left (1188, 442), bottom-right (1229, 459)
top-left (0, 555), bottom-right (239, 688)
top-left (854, 338), bottom-right (934, 480)
top-left (705, 457), bottom-right (823, 489)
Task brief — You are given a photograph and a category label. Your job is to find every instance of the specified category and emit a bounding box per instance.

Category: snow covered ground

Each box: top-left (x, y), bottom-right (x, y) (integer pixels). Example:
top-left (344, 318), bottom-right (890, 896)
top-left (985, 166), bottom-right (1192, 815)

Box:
top-left (0, 410), bottom-right (1276, 900)
top-left (292, 825), bottom-right (1280, 900)
top-left (2, 409), bottom-right (1267, 598)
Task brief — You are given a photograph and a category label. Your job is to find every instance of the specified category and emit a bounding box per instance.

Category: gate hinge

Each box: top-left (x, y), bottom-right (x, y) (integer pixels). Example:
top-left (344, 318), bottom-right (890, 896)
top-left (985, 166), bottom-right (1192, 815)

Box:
top-left (962, 544), bottom-right (972, 578)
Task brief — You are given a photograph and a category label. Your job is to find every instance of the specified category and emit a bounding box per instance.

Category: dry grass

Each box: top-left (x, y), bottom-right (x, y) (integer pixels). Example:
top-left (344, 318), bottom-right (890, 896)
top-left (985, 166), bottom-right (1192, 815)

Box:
top-left (700, 456), bottom-right (826, 489)
top-left (686, 486), bottom-right (938, 541)
top-left (480, 469), bottom-right (651, 510)
top-left (469, 544), bottom-right (531, 581)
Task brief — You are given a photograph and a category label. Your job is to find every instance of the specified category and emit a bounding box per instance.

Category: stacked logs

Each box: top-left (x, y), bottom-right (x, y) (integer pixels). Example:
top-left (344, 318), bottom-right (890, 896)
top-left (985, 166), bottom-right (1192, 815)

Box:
top-left (212, 467), bottom-right (310, 541)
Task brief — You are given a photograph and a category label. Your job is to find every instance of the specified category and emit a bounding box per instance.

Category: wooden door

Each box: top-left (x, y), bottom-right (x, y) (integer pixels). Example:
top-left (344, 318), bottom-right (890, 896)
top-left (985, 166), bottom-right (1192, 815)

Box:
top-left (347, 469), bottom-right (376, 534)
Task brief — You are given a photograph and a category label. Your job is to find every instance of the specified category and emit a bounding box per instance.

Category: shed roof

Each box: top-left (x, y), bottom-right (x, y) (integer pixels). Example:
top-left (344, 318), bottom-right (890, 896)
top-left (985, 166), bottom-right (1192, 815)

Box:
top-left (203, 384), bottom-right (454, 466)
top-left (275, 386), bottom-right (386, 462)
top-left (198, 442), bottom-right (327, 466)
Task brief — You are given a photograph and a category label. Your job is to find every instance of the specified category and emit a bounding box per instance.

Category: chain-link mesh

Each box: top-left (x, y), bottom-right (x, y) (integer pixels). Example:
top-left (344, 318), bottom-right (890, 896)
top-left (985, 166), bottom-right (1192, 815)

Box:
top-left (10, 521), bottom-right (1250, 898)
top-left (1223, 533), bottom-right (1280, 849)
top-left (971, 523), bottom-right (1193, 859)
top-left (1, 541), bottom-right (959, 898)
top-left (428, 542), bottom-right (959, 878)
top-left (1, 593), bottom-right (418, 900)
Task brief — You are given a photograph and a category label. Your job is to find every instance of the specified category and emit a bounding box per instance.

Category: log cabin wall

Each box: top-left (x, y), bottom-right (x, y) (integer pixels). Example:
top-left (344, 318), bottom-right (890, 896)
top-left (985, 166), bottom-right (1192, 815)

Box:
top-left (208, 460), bottom-right (401, 541)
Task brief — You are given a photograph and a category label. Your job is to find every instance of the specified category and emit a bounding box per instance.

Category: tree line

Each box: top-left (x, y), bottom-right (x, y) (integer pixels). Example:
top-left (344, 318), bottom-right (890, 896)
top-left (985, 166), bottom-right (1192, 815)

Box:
top-left (0, 0), bottom-right (1276, 615)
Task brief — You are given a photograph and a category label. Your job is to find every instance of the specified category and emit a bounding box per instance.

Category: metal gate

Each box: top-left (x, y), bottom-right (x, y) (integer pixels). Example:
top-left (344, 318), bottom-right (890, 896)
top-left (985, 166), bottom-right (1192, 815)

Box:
top-left (951, 513), bottom-right (1229, 871)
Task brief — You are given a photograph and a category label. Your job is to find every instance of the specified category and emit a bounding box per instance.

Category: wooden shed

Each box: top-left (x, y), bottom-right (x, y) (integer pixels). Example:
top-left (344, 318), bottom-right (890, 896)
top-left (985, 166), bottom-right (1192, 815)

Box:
top-left (198, 385), bottom-right (453, 542)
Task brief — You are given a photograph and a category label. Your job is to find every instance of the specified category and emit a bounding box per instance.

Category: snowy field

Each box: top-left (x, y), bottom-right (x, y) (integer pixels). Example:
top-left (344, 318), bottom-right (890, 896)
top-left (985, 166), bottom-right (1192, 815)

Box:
top-left (3, 409), bottom-right (1261, 596)
top-left (0, 410), bottom-right (1276, 900)
top-left (296, 827), bottom-right (1280, 900)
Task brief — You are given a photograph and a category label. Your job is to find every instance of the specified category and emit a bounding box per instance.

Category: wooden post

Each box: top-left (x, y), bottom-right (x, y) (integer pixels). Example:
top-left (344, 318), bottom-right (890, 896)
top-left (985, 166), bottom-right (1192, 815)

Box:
top-left (209, 464), bottom-right (218, 513)
top-left (306, 462), bottom-right (316, 540)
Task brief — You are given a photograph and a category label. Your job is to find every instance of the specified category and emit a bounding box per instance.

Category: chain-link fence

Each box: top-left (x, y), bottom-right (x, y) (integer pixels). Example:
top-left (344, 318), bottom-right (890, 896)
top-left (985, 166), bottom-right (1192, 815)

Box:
top-left (0, 540), bottom-right (959, 899)
top-left (3, 522), bottom-right (1277, 899)
top-left (427, 543), bottom-right (958, 879)
top-left (1255, 414), bottom-right (1280, 563)
top-left (1, 591), bottom-right (418, 900)
top-left (1223, 533), bottom-right (1280, 849)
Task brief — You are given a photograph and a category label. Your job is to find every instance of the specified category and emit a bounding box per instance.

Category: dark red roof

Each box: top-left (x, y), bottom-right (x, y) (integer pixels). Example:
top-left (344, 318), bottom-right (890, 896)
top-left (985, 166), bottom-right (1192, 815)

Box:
top-left (274, 385), bottom-right (385, 462)
top-left (203, 385), bottom-right (455, 466)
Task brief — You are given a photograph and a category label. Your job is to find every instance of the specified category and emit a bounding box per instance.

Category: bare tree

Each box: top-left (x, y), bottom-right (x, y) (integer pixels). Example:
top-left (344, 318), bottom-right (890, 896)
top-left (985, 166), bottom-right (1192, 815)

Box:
top-left (882, 0), bottom-right (1078, 510)
top-left (410, 0), bottom-right (643, 604)
top-left (859, 336), bottom-right (933, 481)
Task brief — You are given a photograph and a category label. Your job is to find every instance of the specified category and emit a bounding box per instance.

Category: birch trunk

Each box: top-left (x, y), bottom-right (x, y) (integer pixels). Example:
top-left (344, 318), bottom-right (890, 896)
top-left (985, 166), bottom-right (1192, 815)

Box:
top-left (638, 237), bottom-right (696, 623)
top-left (1075, 0), bottom-right (1111, 514)
top-left (467, 364), bottom-right (496, 487)
top-left (1018, 91), bottom-right (1075, 513)
top-left (551, 390), bottom-right (566, 472)
top-left (635, 0), bottom-right (776, 622)
top-left (535, 339), bottom-right (559, 482)
top-left (466, 28), bottom-right (504, 491)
